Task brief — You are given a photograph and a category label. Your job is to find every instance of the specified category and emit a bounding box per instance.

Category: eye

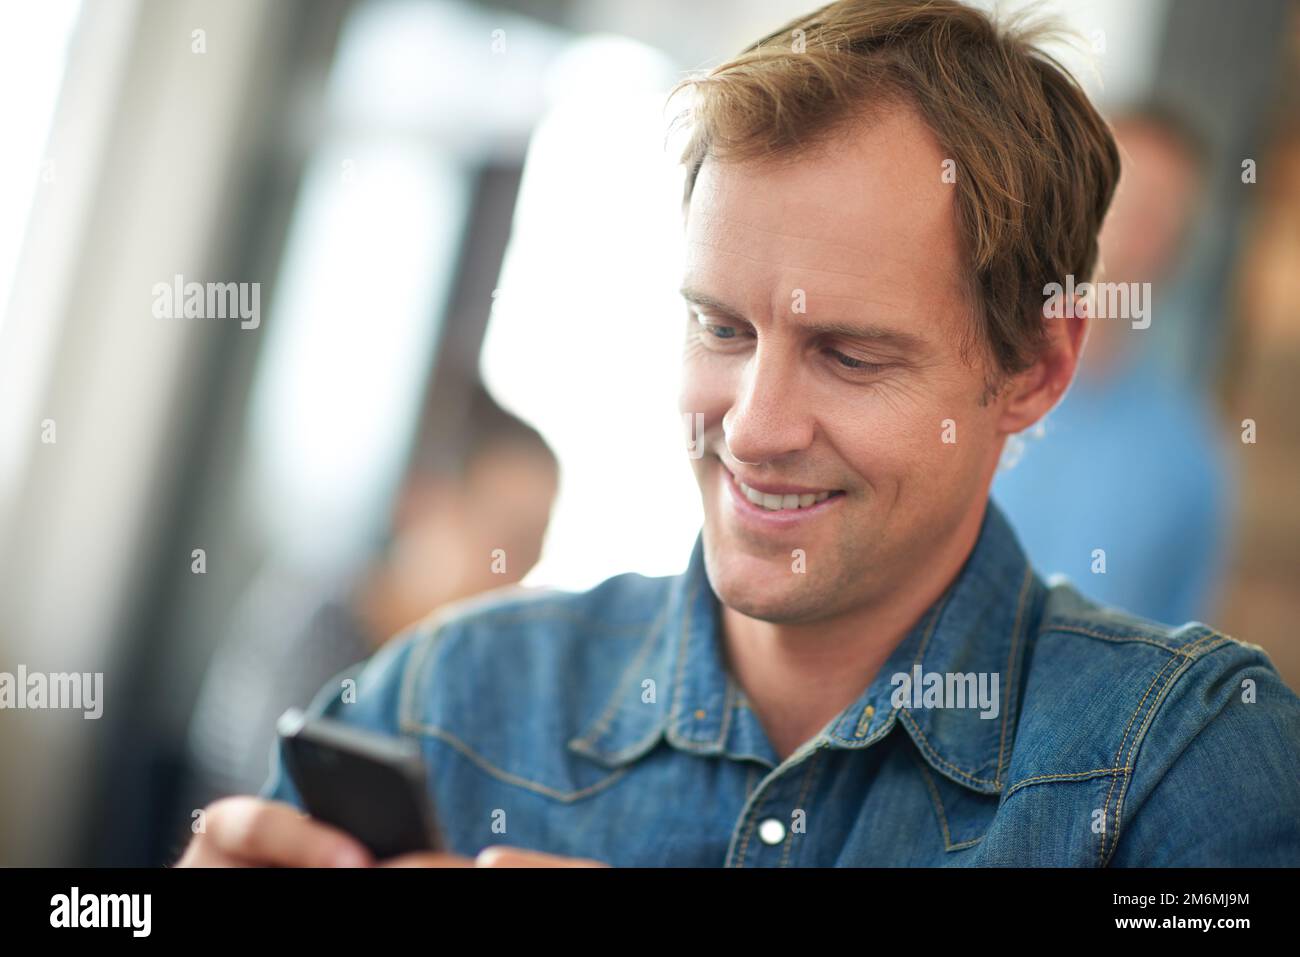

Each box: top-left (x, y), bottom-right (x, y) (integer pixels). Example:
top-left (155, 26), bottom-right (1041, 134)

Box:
top-left (827, 349), bottom-right (887, 374)
top-left (705, 323), bottom-right (737, 340)
top-left (693, 311), bottom-right (748, 343)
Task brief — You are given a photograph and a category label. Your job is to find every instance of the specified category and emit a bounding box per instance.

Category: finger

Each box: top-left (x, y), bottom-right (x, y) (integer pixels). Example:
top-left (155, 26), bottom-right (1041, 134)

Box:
top-left (379, 852), bottom-right (475, 868)
top-left (206, 797), bottom-right (373, 868)
top-left (475, 846), bottom-right (609, 867)
top-left (174, 840), bottom-right (230, 868)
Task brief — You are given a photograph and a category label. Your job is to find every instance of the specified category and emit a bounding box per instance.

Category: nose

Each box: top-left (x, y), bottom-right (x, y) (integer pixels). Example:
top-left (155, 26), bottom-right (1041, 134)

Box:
top-left (722, 341), bottom-right (815, 467)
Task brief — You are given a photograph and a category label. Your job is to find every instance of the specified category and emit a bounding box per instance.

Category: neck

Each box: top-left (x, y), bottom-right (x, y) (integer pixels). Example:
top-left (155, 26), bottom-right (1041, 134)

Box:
top-left (352, 563), bottom-right (453, 652)
top-left (720, 500), bottom-right (987, 762)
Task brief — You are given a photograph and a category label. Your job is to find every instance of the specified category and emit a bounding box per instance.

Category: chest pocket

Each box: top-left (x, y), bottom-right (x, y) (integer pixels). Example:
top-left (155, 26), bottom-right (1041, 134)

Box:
top-left (908, 748), bottom-right (999, 851)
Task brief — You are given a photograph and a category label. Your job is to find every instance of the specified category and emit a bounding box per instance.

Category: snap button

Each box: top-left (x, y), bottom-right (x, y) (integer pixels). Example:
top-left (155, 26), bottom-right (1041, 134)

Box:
top-left (758, 818), bottom-right (786, 845)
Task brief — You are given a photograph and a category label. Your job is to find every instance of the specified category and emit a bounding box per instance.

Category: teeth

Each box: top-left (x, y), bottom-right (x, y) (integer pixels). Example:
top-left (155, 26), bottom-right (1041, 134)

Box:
top-left (737, 478), bottom-right (834, 511)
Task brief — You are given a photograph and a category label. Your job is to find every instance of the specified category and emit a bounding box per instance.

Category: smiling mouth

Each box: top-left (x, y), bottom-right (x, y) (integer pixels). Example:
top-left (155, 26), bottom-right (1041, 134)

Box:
top-left (722, 465), bottom-right (846, 513)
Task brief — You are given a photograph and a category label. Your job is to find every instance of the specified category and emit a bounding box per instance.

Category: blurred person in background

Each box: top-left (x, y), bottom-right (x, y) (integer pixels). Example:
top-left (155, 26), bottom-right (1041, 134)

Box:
top-left (992, 104), bottom-right (1235, 627)
top-left (182, 381), bottom-right (559, 806)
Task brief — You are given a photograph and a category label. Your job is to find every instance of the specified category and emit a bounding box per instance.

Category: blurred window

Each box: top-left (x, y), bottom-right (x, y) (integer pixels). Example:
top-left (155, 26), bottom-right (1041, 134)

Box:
top-left (0, 0), bottom-right (82, 503)
top-left (480, 36), bottom-right (700, 590)
top-left (243, 0), bottom-right (568, 570)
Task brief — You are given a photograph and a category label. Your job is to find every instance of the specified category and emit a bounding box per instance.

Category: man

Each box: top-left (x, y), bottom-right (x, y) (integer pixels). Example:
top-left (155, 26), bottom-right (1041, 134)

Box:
top-left (178, 0), bottom-right (1300, 867)
top-left (993, 105), bottom-right (1235, 627)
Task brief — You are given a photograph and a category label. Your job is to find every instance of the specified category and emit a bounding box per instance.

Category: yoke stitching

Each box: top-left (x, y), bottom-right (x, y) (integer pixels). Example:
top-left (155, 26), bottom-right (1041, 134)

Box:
top-left (400, 719), bottom-right (629, 802)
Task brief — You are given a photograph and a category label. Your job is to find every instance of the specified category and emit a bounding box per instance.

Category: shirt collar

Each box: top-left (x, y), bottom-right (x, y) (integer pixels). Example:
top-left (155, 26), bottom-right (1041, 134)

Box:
top-left (569, 499), bottom-right (1041, 795)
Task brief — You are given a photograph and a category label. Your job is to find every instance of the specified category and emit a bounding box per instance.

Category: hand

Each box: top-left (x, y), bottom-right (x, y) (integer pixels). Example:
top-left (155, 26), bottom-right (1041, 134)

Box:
top-left (381, 846), bottom-right (609, 868)
top-left (175, 796), bottom-right (374, 868)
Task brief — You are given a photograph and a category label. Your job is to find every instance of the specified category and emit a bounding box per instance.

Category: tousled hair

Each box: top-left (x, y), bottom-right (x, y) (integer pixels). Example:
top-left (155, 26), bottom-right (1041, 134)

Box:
top-left (670, 0), bottom-right (1122, 400)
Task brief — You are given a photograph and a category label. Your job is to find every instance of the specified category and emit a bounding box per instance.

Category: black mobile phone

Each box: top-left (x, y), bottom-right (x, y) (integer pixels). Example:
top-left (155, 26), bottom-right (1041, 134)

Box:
top-left (276, 707), bottom-right (443, 859)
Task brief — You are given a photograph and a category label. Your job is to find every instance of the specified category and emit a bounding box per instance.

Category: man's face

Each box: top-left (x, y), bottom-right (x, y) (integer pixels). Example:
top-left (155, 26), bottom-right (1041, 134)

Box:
top-left (679, 105), bottom-right (1009, 624)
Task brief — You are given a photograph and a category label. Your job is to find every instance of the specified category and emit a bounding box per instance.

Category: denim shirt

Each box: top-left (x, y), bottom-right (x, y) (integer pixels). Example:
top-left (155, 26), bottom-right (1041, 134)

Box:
top-left (260, 499), bottom-right (1300, 866)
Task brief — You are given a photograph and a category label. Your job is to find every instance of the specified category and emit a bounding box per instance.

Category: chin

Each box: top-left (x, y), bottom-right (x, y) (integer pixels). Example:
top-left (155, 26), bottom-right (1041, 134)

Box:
top-left (716, 581), bottom-right (832, 624)
top-left (702, 540), bottom-right (825, 624)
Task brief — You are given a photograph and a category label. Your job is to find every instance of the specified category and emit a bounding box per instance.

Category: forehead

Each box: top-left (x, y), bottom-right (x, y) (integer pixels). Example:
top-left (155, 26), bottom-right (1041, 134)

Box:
top-left (683, 105), bottom-right (968, 334)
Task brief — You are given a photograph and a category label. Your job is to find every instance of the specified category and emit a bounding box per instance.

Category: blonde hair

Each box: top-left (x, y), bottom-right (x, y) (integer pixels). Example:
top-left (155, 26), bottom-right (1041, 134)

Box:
top-left (670, 0), bottom-right (1121, 398)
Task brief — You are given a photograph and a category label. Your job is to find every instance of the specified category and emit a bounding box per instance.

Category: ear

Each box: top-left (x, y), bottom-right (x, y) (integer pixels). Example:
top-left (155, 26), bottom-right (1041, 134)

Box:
top-left (995, 295), bottom-right (1089, 435)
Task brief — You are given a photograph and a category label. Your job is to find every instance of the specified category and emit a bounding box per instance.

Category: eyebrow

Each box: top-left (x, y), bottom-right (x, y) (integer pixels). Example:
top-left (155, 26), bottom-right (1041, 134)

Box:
top-left (680, 286), bottom-right (929, 355)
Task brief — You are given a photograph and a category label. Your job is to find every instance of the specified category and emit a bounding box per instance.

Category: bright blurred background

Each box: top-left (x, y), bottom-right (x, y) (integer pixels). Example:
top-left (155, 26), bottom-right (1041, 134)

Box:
top-left (0, 0), bottom-right (1297, 865)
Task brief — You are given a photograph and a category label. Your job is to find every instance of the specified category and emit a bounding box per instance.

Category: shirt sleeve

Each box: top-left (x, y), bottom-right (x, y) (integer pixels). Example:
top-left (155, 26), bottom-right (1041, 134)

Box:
top-left (257, 624), bottom-right (425, 808)
top-left (1107, 639), bottom-right (1300, 866)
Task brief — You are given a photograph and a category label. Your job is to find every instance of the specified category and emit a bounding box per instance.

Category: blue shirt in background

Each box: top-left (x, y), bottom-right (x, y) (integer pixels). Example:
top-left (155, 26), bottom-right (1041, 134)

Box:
top-left (992, 346), bottom-right (1235, 627)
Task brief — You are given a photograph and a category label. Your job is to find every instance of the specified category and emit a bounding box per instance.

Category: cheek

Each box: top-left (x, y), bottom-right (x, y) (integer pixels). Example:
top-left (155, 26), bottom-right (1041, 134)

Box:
top-left (831, 411), bottom-right (916, 488)
top-left (828, 392), bottom-right (970, 492)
